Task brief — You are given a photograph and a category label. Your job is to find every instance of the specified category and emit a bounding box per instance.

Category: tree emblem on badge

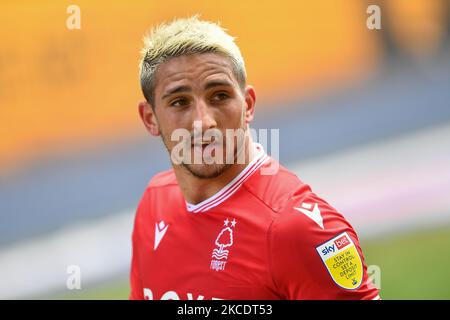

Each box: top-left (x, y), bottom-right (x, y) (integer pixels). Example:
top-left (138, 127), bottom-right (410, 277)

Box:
top-left (215, 227), bottom-right (233, 252)
top-left (211, 218), bottom-right (236, 260)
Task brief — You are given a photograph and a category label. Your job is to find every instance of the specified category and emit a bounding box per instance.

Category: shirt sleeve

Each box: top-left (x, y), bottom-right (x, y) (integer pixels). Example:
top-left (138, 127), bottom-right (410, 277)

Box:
top-left (129, 197), bottom-right (145, 300)
top-left (268, 189), bottom-right (380, 300)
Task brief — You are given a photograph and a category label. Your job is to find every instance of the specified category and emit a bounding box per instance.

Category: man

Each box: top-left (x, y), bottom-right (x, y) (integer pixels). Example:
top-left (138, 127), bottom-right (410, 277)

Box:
top-left (130, 16), bottom-right (380, 300)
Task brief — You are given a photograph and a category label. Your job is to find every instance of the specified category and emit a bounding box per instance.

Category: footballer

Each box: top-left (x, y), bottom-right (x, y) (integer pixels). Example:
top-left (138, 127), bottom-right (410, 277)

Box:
top-left (130, 16), bottom-right (381, 300)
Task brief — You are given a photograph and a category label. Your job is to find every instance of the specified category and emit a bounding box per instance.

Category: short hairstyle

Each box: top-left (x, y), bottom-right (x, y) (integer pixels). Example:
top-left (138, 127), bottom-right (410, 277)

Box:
top-left (139, 16), bottom-right (247, 106)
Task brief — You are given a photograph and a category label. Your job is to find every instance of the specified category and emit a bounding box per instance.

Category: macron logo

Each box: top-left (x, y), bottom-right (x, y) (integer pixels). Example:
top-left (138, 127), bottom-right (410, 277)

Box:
top-left (154, 221), bottom-right (169, 250)
top-left (294, 202), bottom-right (324, 229)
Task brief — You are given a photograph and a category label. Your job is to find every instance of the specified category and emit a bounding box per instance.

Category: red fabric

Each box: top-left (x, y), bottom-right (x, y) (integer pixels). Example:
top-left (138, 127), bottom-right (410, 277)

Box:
top-left (129, 156), bottom-right (380, 300)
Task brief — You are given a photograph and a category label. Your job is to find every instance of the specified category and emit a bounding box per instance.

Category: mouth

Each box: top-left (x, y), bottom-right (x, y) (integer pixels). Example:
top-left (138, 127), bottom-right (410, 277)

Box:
top-left (192, 140), bottom-right (211, 148)
top-left (191, 140), bottom-right (224, 154)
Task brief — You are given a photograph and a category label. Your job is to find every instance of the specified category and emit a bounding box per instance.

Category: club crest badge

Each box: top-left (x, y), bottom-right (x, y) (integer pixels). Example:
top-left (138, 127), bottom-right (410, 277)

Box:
top-left (210, 218), bottom-right (236, 272)
top-left (316, 232), bottom-right (364, 290)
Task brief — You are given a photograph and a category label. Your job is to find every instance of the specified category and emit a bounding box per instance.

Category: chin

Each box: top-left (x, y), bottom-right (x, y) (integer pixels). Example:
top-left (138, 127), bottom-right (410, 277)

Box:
top-left (183, 163), bottom-right (231, 179)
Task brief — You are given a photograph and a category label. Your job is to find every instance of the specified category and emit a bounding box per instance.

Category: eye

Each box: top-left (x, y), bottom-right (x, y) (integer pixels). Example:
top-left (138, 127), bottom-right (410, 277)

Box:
top-left (211, 92), bottom-right (230, 102)
top-left (170, 98), bottom-right (189, 107)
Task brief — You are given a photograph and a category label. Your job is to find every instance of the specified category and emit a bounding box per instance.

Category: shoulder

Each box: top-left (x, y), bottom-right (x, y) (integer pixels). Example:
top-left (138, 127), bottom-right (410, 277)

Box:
top-left (270, 185), bottom-right (359, 256)
top-left (263, 164), bottom-right (360, 265)
top-left (268, 186), bottom-right (362, 282)
top-left (243, 157), bottom-right (312, 212)
top-left (268, 188), bottom-right (379, 299)
top-left (271, 188), bottom-right (357, 248)
top-left (140, 169), bottom-right (178, 200)
top-left (135, 169), bottom-right (179, 219)
top-left (147, 169), bottom-right (177, 189)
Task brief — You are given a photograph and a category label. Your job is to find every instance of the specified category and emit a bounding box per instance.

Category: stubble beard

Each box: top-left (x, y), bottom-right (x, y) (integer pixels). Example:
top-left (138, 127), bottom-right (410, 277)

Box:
top-left (161, 124), bottom-right (248, 180)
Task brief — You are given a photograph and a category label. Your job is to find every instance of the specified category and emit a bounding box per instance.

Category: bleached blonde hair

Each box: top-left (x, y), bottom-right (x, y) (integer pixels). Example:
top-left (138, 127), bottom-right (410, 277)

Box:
top-left (139, 16), bottom-right (247, 105)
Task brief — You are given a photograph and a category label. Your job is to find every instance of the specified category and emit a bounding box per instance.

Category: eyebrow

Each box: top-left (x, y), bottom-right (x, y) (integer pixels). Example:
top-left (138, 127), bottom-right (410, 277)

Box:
top-left (204, 80), bottom-right (233, 91)
top-left (161, 85), bottom-right (191, 100)
top-left (161, 80), bottom-right (233, 100)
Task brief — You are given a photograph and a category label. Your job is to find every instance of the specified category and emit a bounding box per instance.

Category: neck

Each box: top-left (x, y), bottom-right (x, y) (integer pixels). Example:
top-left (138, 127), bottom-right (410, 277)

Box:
top-left (174, 138), bottom-right (259, 205)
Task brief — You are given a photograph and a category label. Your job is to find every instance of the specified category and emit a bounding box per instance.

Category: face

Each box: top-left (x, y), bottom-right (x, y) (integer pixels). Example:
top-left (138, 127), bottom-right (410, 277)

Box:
top-left (139, 53), bottom-right (256, 179)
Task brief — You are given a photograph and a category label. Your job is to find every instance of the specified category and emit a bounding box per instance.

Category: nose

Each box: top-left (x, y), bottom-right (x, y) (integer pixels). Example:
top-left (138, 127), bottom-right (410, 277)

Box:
top-left (191, 98), bottom-right (217, 132)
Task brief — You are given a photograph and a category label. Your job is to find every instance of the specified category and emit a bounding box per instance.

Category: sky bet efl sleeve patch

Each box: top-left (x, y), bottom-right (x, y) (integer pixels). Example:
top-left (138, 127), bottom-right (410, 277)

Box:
top-left (316, 232), bottom-right (363, 290)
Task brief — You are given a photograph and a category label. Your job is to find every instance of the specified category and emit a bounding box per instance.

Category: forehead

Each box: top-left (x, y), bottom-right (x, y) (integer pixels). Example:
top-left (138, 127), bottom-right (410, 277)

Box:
top-left (154, 53), bottom-right (238, 93)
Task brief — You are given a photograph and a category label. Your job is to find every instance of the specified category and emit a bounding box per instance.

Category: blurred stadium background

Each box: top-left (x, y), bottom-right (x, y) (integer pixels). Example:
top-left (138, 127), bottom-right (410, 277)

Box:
top-left (1, 0), bottom-right (450, 299)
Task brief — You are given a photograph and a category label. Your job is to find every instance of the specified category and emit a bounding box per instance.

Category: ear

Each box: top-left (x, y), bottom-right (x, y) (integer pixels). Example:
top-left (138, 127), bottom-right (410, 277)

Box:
top-left (138, 100), bottom-right (160, 136)
top-left (243, 85), bottom-right (256, 124)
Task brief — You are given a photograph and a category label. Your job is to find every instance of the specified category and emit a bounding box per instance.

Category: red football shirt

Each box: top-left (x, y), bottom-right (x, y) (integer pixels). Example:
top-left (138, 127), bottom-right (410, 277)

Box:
top-left (129, 145), bottom-right (380, 300)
